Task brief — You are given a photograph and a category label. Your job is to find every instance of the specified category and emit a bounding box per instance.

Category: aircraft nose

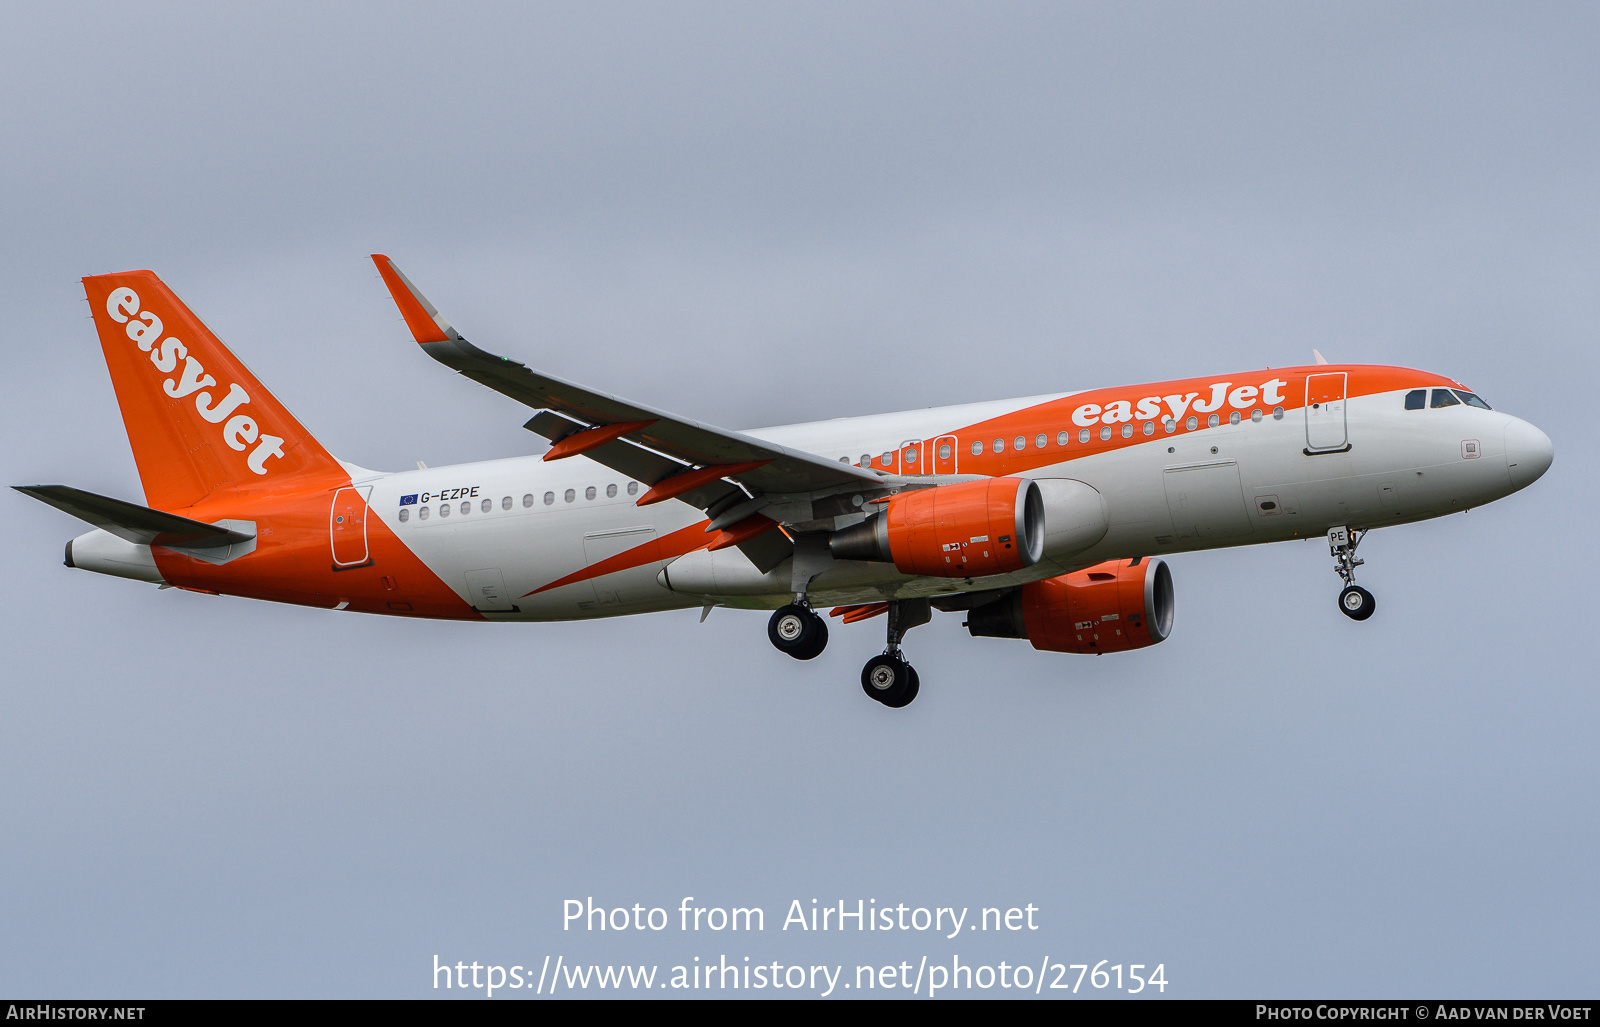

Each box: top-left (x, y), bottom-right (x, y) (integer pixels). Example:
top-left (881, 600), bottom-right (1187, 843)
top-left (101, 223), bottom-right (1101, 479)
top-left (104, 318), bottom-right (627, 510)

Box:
top-left (1503, 418), bottom-right (1554, 490)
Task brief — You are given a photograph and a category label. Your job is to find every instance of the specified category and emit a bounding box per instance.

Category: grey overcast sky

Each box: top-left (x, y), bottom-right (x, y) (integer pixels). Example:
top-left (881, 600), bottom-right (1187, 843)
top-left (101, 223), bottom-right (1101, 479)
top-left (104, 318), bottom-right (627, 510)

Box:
top-left (2, 2), bottom-right (1596, 998)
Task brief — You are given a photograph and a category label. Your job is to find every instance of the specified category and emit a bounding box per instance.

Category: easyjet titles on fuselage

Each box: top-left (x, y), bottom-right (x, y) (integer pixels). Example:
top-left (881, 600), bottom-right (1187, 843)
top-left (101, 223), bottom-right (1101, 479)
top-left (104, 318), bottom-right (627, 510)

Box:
top-left (1069, 378), bottom-right (1290, 429)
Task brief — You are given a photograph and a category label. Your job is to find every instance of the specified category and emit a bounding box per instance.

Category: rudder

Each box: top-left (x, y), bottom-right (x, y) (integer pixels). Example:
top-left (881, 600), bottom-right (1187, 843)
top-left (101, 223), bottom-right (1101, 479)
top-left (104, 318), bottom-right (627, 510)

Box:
top-left (83, 270), bottom-right (345, 510)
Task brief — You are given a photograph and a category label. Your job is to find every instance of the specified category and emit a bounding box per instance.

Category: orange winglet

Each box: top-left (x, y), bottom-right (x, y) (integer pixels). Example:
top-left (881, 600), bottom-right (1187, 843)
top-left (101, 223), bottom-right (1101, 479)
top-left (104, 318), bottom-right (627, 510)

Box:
top-left (636, 460), bottom-right (772, 506)
top-left (706, 514), bottom-right (778, 551)
top-left (371, 254), bottom-right (453, 344)
top-left (542, 420), bottom-right (656, 461)
top-left (840, 602), bottom-right (890, 624)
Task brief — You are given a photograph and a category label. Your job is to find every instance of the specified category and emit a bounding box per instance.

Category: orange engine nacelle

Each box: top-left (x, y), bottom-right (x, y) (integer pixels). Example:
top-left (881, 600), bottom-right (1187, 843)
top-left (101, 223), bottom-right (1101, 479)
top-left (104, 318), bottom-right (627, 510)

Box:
top-left (829, 477), bottom-right (1044, 578)
top-left (966, 558), bottom-right (1174, 653)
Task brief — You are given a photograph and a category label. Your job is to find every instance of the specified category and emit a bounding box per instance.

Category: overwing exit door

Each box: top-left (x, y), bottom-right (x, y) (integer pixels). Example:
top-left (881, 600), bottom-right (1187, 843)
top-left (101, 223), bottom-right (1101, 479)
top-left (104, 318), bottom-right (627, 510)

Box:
top-left (932, 434), bottom-right (958, 474)
top-left (330, 486), bottom-right (373, 569)
top-left (898, 439), bottom-right (927, 475)
top-left (1305, 372), bottom-right (1348, 452)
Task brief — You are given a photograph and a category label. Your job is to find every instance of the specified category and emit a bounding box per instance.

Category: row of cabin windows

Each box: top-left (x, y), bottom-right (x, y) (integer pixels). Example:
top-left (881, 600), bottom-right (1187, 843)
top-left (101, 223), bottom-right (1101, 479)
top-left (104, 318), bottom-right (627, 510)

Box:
top-left (1405, 388), bottom-right (1491, 411)
top-left (838, 407), bottom-right (1288, 468)
top-left (397, 481), bottom-right (640, 522)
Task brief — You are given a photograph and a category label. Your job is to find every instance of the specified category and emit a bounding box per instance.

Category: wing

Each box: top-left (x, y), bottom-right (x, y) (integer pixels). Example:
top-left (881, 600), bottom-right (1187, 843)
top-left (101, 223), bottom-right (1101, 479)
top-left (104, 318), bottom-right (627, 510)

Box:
top-left (372, 255), bottom-right (889, 569)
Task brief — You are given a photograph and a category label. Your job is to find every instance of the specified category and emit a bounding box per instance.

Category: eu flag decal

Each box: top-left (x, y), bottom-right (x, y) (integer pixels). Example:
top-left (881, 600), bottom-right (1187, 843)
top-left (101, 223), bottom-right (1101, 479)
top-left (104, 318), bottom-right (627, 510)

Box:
top-left (400, 494), bottom-right (418, 506)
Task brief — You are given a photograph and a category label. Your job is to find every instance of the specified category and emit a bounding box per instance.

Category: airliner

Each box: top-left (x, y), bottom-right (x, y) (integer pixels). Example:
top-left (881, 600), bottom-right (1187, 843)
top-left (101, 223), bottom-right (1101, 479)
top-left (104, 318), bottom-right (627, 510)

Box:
top-left (18, 258), bottom-right (1554, 708)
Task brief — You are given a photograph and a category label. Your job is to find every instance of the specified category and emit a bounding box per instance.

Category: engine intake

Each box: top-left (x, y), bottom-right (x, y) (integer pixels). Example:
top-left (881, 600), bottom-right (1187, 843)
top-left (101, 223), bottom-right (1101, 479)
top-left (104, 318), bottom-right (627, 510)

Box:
top-left (967, 557), bottom-right (1174, 653)
top-left (830, 477), bottom-right (1044, 578)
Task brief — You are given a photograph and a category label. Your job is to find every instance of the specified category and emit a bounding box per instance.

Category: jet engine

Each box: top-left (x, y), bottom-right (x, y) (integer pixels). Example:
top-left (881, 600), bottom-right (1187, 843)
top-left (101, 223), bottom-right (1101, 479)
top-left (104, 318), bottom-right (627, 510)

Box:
top-left (830, 477), bottom-right (1044, 578)
top-left (966, 557), bottom-right (1174, 653)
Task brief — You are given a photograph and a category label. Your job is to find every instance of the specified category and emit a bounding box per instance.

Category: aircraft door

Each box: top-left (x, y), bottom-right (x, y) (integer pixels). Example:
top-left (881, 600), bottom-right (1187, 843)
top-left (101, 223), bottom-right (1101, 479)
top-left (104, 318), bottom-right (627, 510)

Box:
top-left (898, 440), bottom-right (927, 476)
top-left (933, 435), bottom-right (958, 475)
top-left (1163, 461), bottom-right (1253, 541)
top-left (1305, 372), bottom-right (1348, 451)
top-left (330, 486), bottom-right (373, 568)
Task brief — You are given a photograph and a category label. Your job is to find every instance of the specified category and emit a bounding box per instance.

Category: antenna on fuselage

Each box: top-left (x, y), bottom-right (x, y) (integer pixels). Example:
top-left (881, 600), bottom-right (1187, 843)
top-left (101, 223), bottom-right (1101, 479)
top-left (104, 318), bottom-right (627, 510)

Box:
top-left (1312, 349), bottom-right (1329, 365)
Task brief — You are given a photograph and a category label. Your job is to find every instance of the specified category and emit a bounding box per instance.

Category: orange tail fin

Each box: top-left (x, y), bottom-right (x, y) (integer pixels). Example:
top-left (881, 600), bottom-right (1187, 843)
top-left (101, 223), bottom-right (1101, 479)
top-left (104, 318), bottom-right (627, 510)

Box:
top-left (83, 270), bottom-right (345, 510)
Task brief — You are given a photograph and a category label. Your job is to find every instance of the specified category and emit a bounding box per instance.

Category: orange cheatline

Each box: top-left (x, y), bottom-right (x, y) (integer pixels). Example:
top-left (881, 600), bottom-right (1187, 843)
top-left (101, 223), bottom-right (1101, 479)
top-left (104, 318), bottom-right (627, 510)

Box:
top-left (706, 514), bottom-right (778, 552)
top-left (636, 460), bottom-right (771, 506)
top-left (542, 420), bottom-right (656, 461)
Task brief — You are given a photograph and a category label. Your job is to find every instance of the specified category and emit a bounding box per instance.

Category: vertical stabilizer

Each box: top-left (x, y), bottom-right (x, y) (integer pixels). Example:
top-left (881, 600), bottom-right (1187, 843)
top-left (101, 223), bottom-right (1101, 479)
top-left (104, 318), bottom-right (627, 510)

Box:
top-left (82, 270), bottom-right (345, 510)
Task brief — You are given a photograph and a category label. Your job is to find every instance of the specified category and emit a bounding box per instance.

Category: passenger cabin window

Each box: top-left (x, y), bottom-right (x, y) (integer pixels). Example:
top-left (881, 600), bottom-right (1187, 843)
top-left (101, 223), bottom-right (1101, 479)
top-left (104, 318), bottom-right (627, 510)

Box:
top-left (1431, 389), bottom-right (1460, 409)
top-left (1405, 389), bottom-right (1426, 410)
top-left (1454, 390), bottom-right (1492, 410)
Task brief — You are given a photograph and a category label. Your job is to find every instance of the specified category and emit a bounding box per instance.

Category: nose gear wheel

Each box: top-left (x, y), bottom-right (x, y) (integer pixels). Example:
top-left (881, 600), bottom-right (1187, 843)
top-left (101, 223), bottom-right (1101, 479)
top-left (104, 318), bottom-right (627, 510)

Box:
top-left (1339, 585), bottom-right (1375, 620)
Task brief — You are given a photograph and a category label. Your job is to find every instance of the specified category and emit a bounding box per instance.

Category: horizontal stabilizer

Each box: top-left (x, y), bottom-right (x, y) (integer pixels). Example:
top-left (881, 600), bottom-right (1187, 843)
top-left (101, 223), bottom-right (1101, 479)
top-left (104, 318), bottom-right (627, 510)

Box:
top-left (14, 485), bottom-right (254, 550)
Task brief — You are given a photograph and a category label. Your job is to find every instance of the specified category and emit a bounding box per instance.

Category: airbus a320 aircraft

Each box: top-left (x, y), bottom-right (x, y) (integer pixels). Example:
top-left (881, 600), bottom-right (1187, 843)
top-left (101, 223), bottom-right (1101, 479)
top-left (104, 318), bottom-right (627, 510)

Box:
top-left (19, 258), bottom-right (1553, 708)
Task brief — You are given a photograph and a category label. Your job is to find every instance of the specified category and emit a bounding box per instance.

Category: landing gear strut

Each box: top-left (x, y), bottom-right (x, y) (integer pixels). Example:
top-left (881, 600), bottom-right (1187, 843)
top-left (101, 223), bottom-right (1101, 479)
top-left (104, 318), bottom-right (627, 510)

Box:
top-left (1328, 526), bottom-right (1376, 621)
top-left (769, 534), bottom-right (834, 660)
top-left (769, 601), bottom-right (828, 660)
top-left (861, 599), bottom-right (929, 708)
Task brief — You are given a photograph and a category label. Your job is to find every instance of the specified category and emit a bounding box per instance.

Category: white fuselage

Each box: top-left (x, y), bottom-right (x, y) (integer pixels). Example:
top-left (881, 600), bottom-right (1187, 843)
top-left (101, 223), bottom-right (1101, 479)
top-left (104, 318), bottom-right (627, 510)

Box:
top-left (353, 385), bottom-right (1537, 620)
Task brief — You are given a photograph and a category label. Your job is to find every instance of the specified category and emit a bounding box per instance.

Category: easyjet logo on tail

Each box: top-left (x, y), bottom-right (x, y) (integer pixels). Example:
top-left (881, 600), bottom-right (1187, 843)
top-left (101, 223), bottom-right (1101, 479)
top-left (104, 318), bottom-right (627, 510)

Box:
top-left (105, 287), bottom-right (285, 475)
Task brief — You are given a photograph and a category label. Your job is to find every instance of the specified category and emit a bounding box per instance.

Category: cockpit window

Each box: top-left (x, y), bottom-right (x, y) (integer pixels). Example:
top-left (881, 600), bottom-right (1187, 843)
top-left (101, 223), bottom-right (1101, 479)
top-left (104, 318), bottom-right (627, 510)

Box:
top-left (1453, 389), bottom-right (1491, 410)
top-left (1404, 389), bottom-right (1426, 410)
top-left (1431, 388), bottom-right (1460, 409)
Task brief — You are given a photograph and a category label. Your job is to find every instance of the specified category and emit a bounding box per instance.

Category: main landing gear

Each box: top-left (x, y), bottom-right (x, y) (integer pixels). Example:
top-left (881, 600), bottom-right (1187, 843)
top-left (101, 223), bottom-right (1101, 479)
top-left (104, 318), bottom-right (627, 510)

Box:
top-left (861, 599), bottom-right (930, 709)
top-left (766, 587), bottom-right (930, 709)
top-left (768, 602), bottom-right (828, 660)
top-left (1328, 525), bottom-right (1376, 621)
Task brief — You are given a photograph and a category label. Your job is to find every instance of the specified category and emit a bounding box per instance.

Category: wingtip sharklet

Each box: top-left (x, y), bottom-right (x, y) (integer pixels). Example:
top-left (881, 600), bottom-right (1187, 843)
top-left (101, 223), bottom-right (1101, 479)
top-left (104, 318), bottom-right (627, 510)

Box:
top-left (371, 254), bottom-right (461, 345)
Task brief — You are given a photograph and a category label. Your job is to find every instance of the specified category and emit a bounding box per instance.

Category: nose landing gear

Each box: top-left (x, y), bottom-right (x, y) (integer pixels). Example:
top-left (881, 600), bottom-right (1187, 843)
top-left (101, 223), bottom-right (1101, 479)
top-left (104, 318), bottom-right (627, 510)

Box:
top-left (1339, 584), bottom-right (1376, 620)
top-left (1328, 526), bottom-right (1376, 621)
top-left (860, 598), bottom-right (929, 708)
